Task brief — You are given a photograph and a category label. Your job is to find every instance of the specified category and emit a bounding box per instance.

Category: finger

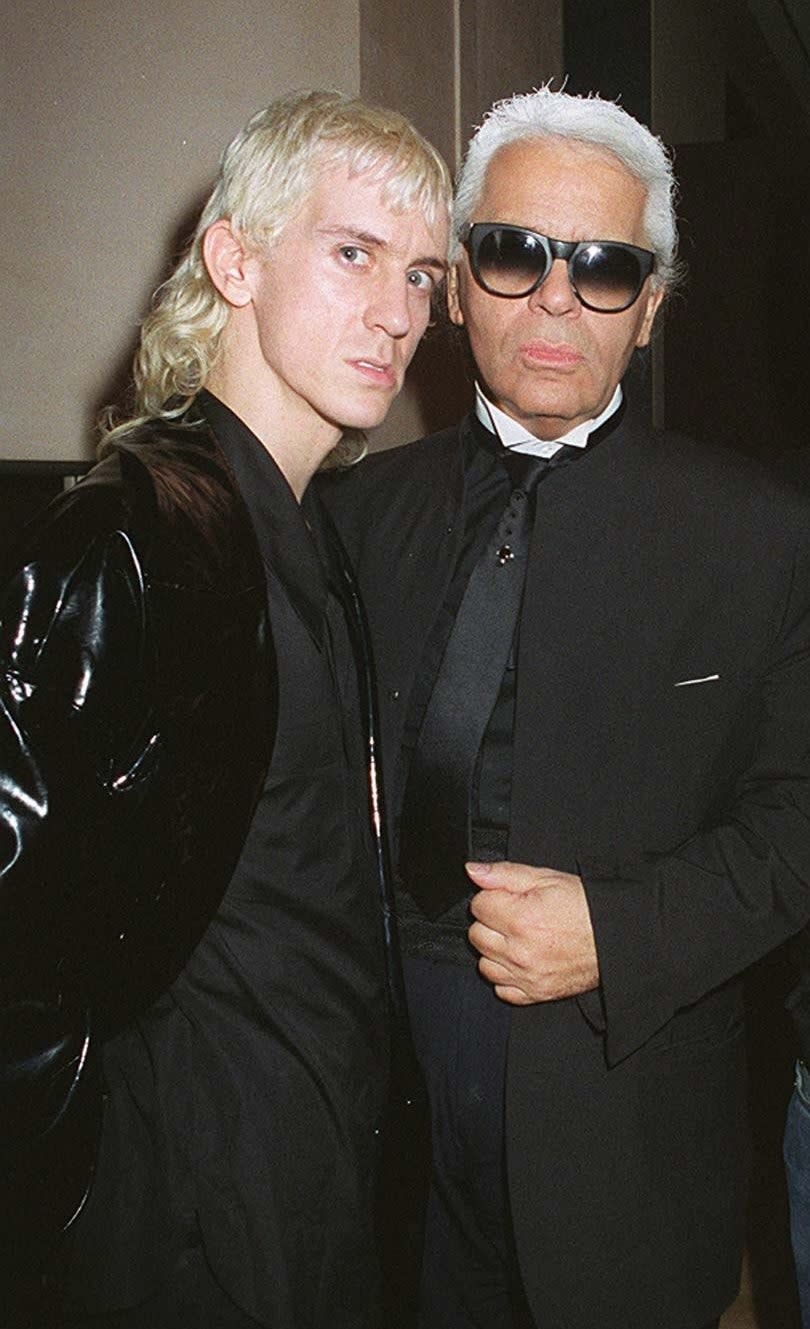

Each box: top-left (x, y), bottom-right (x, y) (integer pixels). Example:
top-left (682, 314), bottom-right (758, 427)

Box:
top-left (468, 919), bottom-right (507, 959)
top-left (465, 860), bottom-right (545, 894)
top-left (469, 889), bottom-right (513, 928)
top-left (493, 983), bottom-right (532, 1006)
top-left (477, 955), bottom-right (515, 985)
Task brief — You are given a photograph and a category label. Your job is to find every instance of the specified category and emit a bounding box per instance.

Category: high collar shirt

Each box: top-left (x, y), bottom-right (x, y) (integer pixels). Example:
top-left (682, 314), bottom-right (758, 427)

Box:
top-left (475, 381), bottom-right (623, 456)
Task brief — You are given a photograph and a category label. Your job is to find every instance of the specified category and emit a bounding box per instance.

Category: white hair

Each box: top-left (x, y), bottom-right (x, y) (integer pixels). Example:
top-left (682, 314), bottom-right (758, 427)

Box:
top-left (453, 85), bottom-right (681, 291)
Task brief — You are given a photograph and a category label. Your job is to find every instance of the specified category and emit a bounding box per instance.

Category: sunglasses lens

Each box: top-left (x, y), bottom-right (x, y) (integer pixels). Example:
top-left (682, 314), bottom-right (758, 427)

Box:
top-left (474, 227), bottom-right (549, 296)
top-left (571, 243), bottom-right (644, 311)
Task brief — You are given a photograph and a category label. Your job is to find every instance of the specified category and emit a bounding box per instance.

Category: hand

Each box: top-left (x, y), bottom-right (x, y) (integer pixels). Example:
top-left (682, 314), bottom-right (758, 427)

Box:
top-left (467, 860), bottom-right (599, 1005)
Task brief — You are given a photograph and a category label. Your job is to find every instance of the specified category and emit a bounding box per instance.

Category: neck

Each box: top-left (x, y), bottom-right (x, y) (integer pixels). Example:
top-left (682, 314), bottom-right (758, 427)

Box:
top-left (207, 331), bottom-right (342, 503)
top-left (476, 383), bottom-right (624, 449)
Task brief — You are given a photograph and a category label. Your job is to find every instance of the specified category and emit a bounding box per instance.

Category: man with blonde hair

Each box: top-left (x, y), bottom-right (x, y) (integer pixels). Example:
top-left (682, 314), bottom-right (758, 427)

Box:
top-left (324, 85), bottom-right (810, 1329)
top-left (0, 89), bottom-right (449, 1327)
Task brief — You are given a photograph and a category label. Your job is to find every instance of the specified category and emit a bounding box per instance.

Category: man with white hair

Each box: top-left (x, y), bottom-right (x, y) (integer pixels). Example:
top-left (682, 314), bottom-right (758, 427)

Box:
top-left (323, 86), bottom-right (810, 1329)
top-left (0, 90), bottom-right (449, 1328)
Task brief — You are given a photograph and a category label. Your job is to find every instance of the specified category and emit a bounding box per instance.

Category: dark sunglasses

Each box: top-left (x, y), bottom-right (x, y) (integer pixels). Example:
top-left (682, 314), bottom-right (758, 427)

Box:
top-left (460, 222), bottom-right (656, 313)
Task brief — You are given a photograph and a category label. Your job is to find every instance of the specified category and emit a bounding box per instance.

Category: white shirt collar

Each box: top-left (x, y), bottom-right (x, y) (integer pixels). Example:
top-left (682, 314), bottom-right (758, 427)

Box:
top-left (474, 383), bottom-right (623, 458)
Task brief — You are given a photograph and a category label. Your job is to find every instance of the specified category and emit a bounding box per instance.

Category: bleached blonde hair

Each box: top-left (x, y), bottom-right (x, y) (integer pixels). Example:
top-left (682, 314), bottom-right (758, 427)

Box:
top-left (102, 89), bottom-right (451, 450)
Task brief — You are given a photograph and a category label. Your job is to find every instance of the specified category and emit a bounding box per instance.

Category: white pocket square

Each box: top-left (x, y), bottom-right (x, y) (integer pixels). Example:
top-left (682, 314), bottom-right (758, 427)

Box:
top-left (673, 673), bottom-right (720, 687)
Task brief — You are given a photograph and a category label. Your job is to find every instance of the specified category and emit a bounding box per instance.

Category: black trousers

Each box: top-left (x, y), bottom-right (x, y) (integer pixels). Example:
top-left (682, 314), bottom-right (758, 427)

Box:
top-left (404, 955), bottom-right (723, 1329)
top-left (34, 1243), bottom-right (261, 1329)
top-left (404, 955), bottom-right (530, 1329)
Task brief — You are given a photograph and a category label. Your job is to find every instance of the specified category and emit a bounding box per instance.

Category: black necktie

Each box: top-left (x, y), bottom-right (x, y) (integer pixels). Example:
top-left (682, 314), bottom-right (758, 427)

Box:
top-left (399, 444), bottom-right (576, 919)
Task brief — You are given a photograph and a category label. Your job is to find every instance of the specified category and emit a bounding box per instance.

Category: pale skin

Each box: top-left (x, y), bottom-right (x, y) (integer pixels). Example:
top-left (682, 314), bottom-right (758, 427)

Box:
top-left (455, 138), bottom-right (665, 1002)
top-left (448, 137), bottom-right (663, 439)
top-left (203, 159), bottom-right (447, 500)
top-left (466, 860), bottom-right (599, 1003)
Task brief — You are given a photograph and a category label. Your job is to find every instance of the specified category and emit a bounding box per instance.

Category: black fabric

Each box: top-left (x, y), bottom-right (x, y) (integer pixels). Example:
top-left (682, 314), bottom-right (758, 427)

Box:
top-left (58, 1243), bottom-right (263, 1328)
top-left (399, 446), bottom-right (575, 920)
top-left (395, 421), bottom-right (509, 961)
top-left (0, 415), bottom-right (275, 1308)
top-left (787, 922), bottom-right (810, 1062)
top-left (404, 956), bottom-right (531, 1329)
top-left (319, 402), bottom-right (810, 1329)
top-left (397, 418), bottom-right (510, 773)
top-left (404, 957), bottom-right (721, 1329)
top-left (61, 396), bottom-right (386, 1329)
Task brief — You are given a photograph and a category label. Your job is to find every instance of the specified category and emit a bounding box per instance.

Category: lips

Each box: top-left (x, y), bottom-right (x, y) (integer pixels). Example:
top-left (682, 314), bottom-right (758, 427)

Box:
top-left (519, 341), bottom-right (583, 367)
top-left (349, 358), bottom-right (397, 388)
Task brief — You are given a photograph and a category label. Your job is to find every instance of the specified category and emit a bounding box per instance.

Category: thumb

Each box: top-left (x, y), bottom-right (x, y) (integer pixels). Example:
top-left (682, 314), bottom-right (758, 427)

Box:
top-left (465, 860), bottom-right (540, 893)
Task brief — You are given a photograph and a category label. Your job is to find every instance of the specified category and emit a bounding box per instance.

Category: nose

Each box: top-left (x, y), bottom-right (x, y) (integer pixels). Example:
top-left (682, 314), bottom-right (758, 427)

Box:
top-left (363, 273), bottom-right (413, 339)
top-left (527, 257), bottom-right (579, 316)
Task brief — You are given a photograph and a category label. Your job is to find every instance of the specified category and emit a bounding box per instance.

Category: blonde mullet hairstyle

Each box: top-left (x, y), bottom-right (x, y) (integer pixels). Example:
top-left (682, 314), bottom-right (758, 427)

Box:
top-left (102, 89), bottom-right (451, 447)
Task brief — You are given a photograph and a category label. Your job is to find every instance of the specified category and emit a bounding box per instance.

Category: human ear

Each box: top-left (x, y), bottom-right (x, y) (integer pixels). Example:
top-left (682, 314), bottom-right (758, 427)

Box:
top-left (447, 264), bottom-right (465, 327)
top-left (635, 284), bottom-right (665, 348)
top-left (202, 219), bottom-right (254, 308)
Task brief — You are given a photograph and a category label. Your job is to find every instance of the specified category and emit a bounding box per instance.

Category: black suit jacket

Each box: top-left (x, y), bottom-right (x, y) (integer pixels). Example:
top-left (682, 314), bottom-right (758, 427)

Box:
top-left (322, 407), bottom-right (810, 1329)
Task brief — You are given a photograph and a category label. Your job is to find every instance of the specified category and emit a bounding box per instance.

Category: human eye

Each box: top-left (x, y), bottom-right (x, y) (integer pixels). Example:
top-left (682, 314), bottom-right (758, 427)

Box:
top-left (338, 244), bottom-right (371, 267)
top-left (407, 268), bottom-right (436, 293)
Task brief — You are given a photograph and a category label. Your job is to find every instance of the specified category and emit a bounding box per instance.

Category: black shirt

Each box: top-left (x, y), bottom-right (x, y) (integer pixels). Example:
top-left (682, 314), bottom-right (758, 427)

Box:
top-left (66, 396), bottom-right (387, 1328)
top-left (397, 416), bottom-right (512, 964)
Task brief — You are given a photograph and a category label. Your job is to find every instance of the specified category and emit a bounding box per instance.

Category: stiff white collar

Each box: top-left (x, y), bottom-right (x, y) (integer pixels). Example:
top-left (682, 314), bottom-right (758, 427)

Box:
top-left (475, 383), bottom-right (623, 458)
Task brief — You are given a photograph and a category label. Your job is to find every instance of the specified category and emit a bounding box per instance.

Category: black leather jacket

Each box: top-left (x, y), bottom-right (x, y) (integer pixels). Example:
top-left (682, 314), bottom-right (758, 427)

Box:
top-left (0, 419), bottom-right (276, 1247)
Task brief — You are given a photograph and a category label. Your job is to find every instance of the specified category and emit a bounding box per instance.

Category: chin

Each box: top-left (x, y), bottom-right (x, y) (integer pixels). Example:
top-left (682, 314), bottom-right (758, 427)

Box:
top-left (340, 404), bottom-right (393, 432)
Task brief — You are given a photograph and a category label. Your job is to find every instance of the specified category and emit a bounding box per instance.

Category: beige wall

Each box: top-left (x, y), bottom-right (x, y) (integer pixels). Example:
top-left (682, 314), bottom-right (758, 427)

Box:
top-left (3, 0), bottom-right (564, 462)
top-left (2, 0), bottom-right (360, 461)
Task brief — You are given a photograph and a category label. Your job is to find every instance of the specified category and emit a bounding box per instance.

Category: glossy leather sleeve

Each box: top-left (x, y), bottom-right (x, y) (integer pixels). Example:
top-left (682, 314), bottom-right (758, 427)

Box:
top-left (0, 505), bottom-right (152, 1239)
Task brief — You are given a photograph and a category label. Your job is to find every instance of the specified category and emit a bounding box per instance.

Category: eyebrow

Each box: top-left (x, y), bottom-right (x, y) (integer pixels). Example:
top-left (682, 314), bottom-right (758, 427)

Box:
top-left (317, 225), bottom-right (447, 271)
